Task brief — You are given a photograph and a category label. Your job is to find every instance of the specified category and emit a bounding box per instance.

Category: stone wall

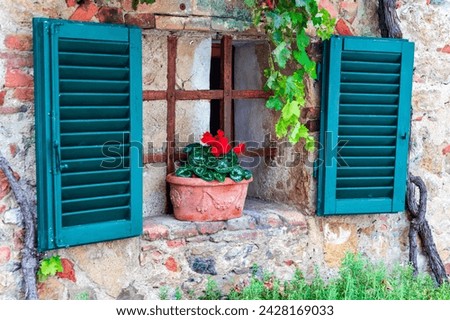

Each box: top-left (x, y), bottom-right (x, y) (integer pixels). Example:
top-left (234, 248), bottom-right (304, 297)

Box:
top-left (0, 0), bottom-right (449, 299)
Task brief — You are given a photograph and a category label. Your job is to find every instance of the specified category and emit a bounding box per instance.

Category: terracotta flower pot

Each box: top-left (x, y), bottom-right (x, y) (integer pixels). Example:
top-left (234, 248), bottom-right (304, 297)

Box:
top-left (166, 173), bottom-right (253, 222)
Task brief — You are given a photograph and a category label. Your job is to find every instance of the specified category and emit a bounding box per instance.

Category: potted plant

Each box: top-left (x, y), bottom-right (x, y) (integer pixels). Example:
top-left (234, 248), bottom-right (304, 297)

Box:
top-left (166, 130), bottom-right (253, 221)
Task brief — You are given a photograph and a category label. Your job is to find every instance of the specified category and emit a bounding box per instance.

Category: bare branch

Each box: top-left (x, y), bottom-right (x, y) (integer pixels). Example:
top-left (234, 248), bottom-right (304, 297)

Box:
top-left (0, 152), bottom-right (38, 299)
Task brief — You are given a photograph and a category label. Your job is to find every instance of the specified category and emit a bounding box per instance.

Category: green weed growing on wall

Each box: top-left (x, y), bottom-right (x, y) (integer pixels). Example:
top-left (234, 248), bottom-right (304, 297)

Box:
top-left (37, 255), bottom-right (63, 282)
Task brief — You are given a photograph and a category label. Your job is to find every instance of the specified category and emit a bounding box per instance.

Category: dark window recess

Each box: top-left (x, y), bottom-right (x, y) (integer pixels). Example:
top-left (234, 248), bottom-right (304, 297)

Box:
top-left (209, 44), bottom-right (221, 135)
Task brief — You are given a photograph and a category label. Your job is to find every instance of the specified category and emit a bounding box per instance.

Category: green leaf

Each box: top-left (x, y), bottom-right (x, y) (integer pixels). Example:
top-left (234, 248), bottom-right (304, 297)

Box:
top-left (213, 172), bottom-right (226, 183)
top-left (266, 96), bottom-right (284, 111)
top-left (230, 167), bottom-right (244, 182)
top-left (271, 30), bottom-right (283, 46)
top-left (282, 100), bottom-right (301, 120)
top-left (193, 167), bottom-right (207, 178)
top-left (305, 135), bottom-right (316, 152)
top-left (265, 70), bottom-right (279, 89)
top-left (289, 123), bottom-right (309, 144)
top-left (175, 167), bottom-right (192, 178)
top-left (293, 49), bottom-right (317, 79)
top-left (295, 0), bottom-right (307, 7)
top-left (202, 170), bottom-right (215, 182)
top-left (226, 151), bottom-right (239, 166)
top-left (244, 0), bottom-right (256, 7)
top-left (243, 169), bottom-right (253, 180)
top-left (183, 143), bottom-right (202, 154)
top-left (215, 159), bottom-right (233, 174)
top-left (284, 76), bottom-right (304, 101)
top-left (275, 117), bottom-right (289, 137)
top-left (37, 255), bottom-right (63, 282)
top-left (296, 29), bottom-right (310, 50)
top-left (272, 42), bottom-right (291, 69)
top-left (252, 9), bottom-right (262, 26)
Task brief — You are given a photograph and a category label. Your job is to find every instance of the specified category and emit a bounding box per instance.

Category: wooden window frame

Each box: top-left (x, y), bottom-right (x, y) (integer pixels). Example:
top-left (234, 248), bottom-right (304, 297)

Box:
top-left (143, 35), bottom-right (274, 173)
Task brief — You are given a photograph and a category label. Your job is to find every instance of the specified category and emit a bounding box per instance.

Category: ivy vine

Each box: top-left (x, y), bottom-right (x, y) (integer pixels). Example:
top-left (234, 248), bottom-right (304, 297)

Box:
top-left (244, 0), bottom-right (335, 150)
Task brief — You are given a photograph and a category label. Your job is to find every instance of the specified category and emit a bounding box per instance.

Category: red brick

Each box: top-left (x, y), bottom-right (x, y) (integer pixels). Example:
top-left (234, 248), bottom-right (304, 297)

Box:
top-left (340, 1), bottom-right (359, 23)
top-left (306, 120), bottom-right (319, 132)
top-left (122, 0), bottom-right (133, 11)
top-left (0, 107), bottom-right (23, 114)
top-left (2, 53), bottom-right (33, 68)
top-left (165, 257), bottom-right (179, 272)
top-left (96, 7), bottom-right (124, 24)
top-left (437, 45), bottom-right (450, 54)
top-left (196, 221), bottom-right (226, 235)
top-left (124, 13), bottom-right (156, 29)
top-left (284, 260), bottom-right (295, 266)
top-left (66, 0), bottom-right (78, 7)
top-left (319, 0), bottom-right (338, 18)
top-left (9, 143), bottom-right (18, 157)
top-left (0, 91), bottom-right (6, 106)
top-left (335, 18), bottom-right (354, 36)
top-left (0, 170), bottom-right (11, 200)
top-left (445, 263), bottom-right (450, 275)
top-left (166, 239), bottom-right (186, 248)
top-left (4, 34), bottom-right (32, 51)
top-left (143, 223), bottom-right (169, 241)
top-left (13, 88), bottom-right (34, 102)
top-left (5, 69), bottom-right (33, 88)
top-left (0, 246), bottom-right (11, 264)
top-left (69, 0), bottom-right (98, 21)
top-left (442, 145), bottom-right (450, 156)
top-left (170, 225), bottom-right (199, 239)
top-left (56, 258), bottom-right (76, 282)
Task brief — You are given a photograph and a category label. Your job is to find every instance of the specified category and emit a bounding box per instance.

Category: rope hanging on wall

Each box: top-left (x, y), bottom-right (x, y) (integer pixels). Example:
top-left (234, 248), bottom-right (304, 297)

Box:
top-left (378, 0), bottom-right (448, 284)
top-left (0, 153), bottom-right (38, 299)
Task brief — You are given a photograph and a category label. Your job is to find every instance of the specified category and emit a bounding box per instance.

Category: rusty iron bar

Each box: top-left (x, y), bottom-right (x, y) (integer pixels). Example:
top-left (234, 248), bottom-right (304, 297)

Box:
top-left (143, 89), bottom-right (270, 101)
top-left (232, 90), bottom-right (272, 99)
top-left (166, 36), bottom-right (177, 174)
top-left (221, 35), bottom-right (234, 140)
top-left (176, 90), bottom-right (224, 100)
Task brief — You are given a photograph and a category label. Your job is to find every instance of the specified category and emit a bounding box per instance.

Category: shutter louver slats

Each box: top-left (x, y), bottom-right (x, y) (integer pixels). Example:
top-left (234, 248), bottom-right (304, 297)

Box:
top-left (317, 36), bottom-right (414, 215)
top-left (34, 18), bottom-right (142, 250)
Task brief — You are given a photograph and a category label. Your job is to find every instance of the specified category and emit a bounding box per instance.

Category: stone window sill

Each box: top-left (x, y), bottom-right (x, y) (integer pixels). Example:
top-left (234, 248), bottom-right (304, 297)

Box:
top-left (142, 198), bottom-right (308, 242)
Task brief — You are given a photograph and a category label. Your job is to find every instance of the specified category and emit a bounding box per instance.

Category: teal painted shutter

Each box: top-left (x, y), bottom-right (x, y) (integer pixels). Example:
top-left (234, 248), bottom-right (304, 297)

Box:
top-left (33, 18), bottom-right (143, 250)
top-left (317, 36), bottom-right (414, 215)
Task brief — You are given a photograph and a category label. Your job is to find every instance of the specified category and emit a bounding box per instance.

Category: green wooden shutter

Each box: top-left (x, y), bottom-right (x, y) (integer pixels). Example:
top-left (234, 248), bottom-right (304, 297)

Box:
top-left (33, 18), bottom-right (143, 250)
top-left (317, 36), bottom-right (414, 215)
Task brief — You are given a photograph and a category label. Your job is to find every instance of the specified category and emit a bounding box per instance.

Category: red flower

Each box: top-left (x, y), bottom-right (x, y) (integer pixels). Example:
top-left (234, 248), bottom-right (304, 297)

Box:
top-left (200, 130), bottom-right (233, 157)
top-left (266, 0), bottom-right (275, 9)
top-left (201, 131), bottom-right (215, 145)
top-left (233, 143), bottom-right (246, 155)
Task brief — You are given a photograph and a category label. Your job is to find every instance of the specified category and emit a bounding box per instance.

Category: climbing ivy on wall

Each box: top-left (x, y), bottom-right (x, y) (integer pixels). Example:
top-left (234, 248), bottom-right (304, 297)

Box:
top-left (244, 0), bottom-right (335, 150)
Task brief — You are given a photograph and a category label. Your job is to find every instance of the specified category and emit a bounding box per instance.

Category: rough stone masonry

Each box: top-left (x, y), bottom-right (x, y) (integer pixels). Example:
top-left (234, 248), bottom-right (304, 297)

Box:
top-left (0, 0), bottom-right (449, 299)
